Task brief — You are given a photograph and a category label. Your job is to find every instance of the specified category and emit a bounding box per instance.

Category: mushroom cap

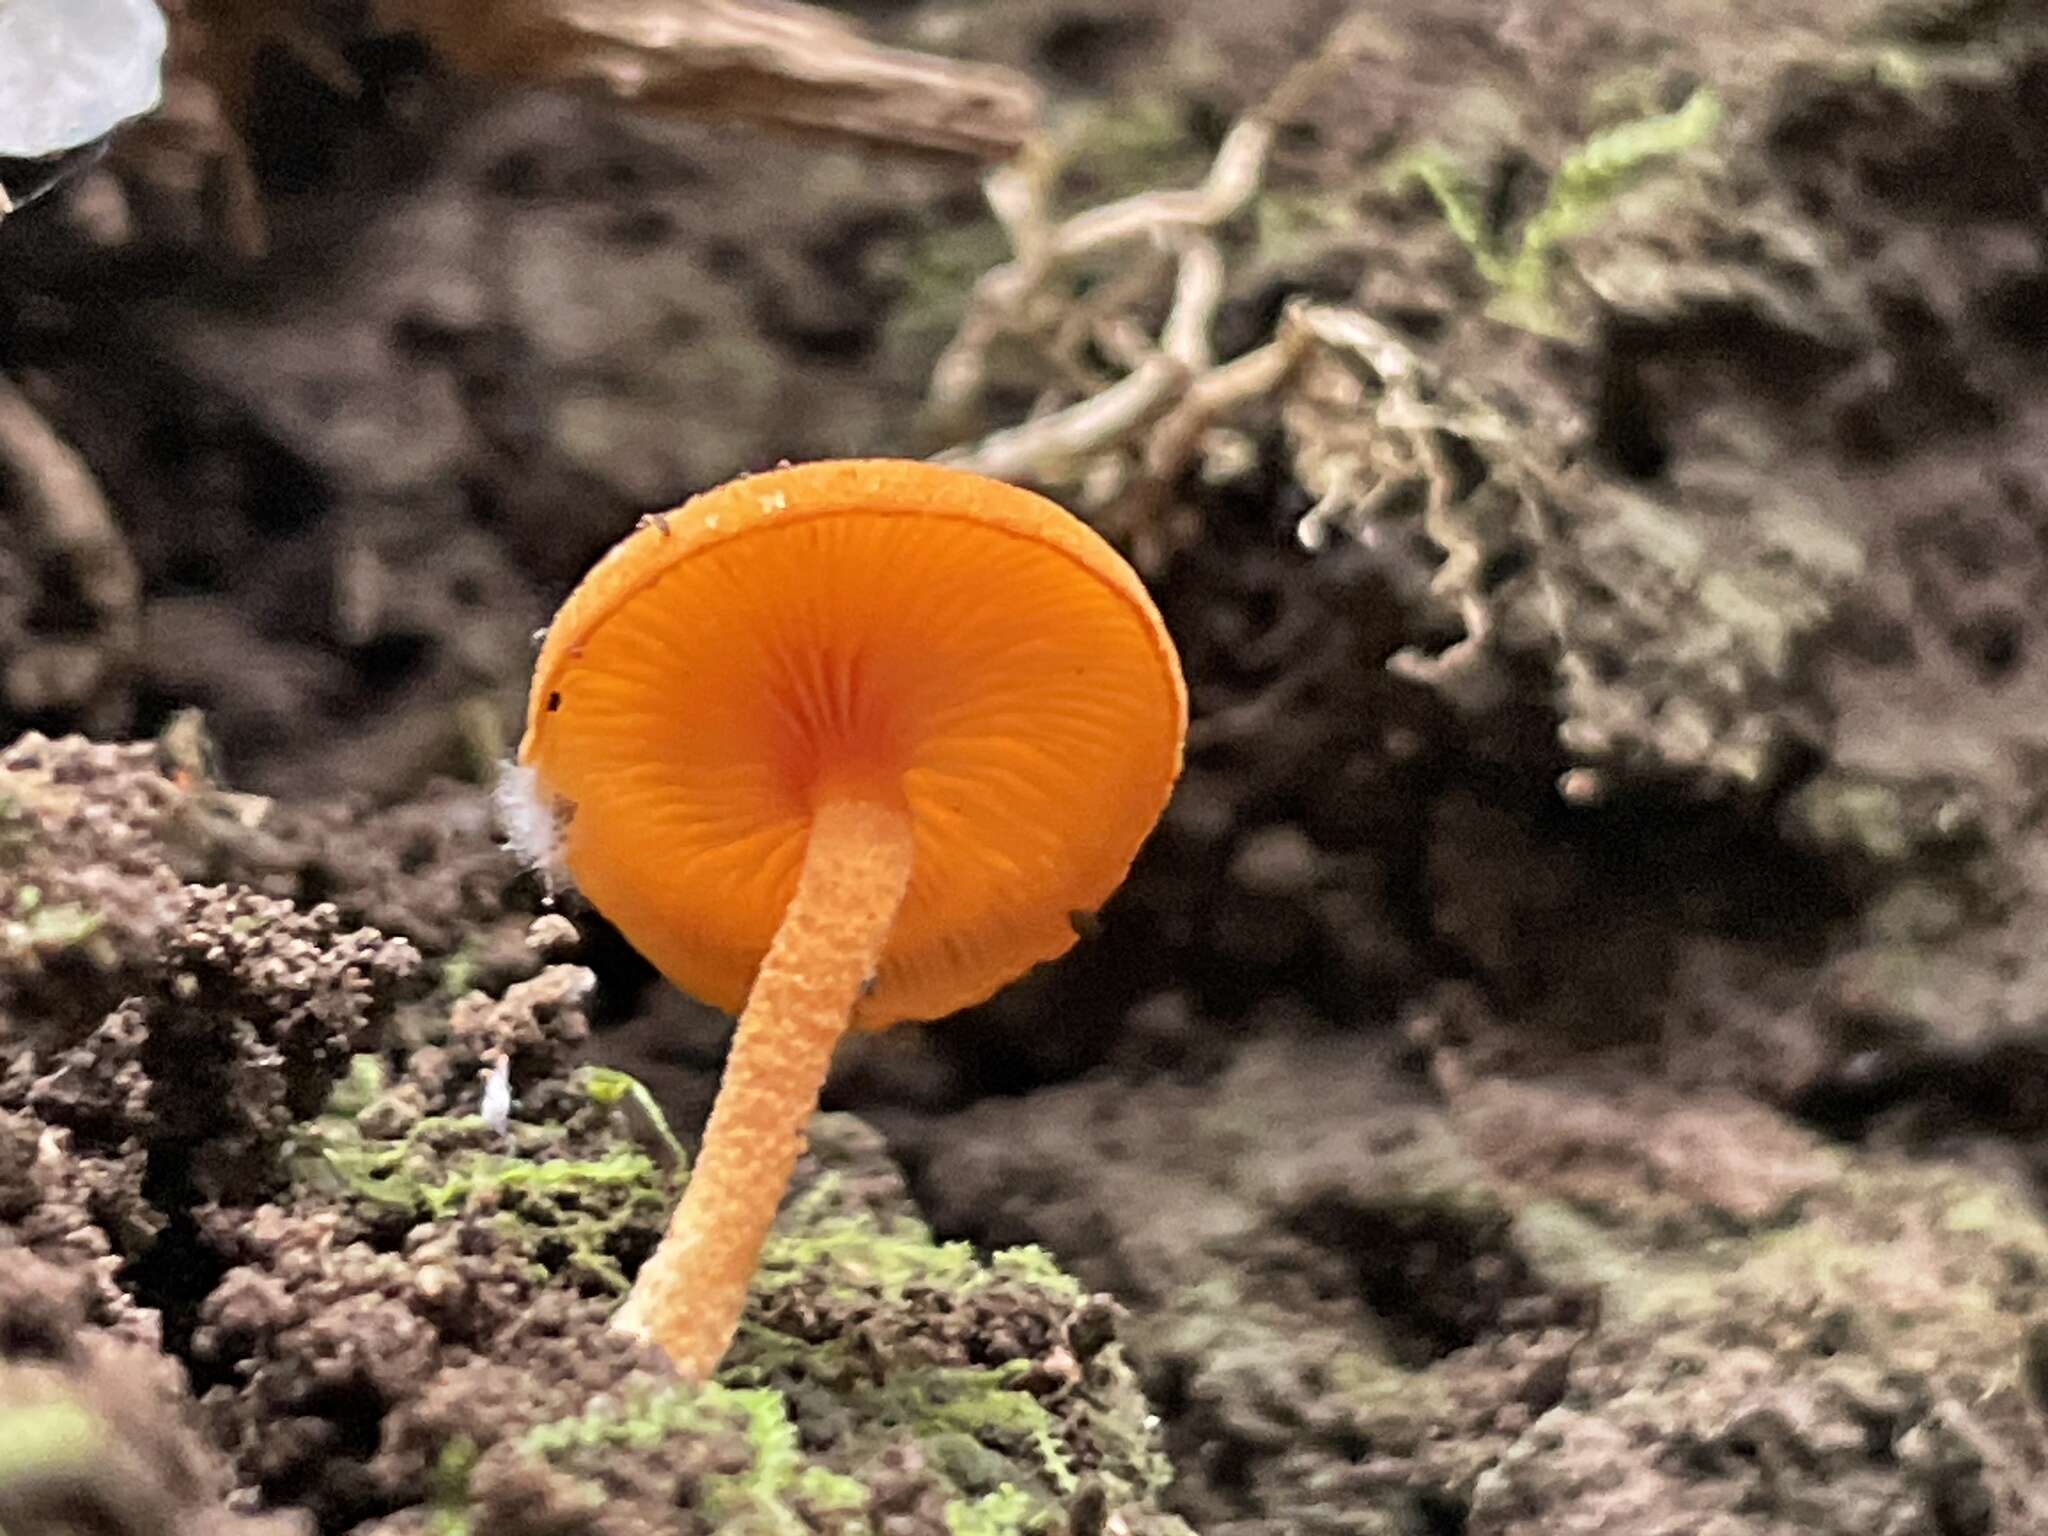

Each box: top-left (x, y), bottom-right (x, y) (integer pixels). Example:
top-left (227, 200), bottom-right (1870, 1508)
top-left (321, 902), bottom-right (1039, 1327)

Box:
top-left (517, 459), bottom-right (1187, 1029)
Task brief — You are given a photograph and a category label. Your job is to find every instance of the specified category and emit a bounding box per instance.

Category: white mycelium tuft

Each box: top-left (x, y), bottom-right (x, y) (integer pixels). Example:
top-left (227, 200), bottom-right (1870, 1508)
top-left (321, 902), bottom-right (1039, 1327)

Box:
top-left (493, 762), bottom-right (573, 895)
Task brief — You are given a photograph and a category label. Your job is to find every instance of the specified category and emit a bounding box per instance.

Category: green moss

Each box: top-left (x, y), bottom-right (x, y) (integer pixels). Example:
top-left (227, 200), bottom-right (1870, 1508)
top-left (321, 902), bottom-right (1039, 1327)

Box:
top-left (1251, 188), bottom-right (1361, 266)
top-left (294, 1050), bottom-right (1177, 1530)
top-left (289, 1111), bottom-right (672, 1292)
top-left (517, 1382), bottom-right (871, 1534)
top-left (986, 1246), bottom-right (1085, 1301)
top-left (1, 896), bottom-right (107, 955)
top-left (1514, 1160), bottom-right (2048, 1360)
top-left (435, 939), bottom-right (486, 1000)
top-left (1326, 1347), bottom-right (1442, 1413)
top-left (1512, 1199), bottom-right (1735, 1326)
top-left (1783, 769), bottom-right (1983, 868)
top-left (517, 1384), bottom-right (720, 1458)
top-left (1514, 1197), bottom-right (1889, 1329)
top-left (711, 1388), bottom-right (868, 1530)
top-left (375, 1166), bottom-right (1176, 1528)
top-left (757, 1192), bottom-right (1083, 1311)
top-left (326, 1053), bottom-right (390, 1118)
top-left (880, 1361), bottom-right (1077, 1495)
top-left (725, 1335), bottom-right (1079, 1500)
top-left (756, 1207), bottom-right (982, 1299)
top-left (1394, 87), bottom-right (1723, 333)
top-left (1056, 95), bottom-right (1214, 208)
top-left (289, 1086), bottom-right (1142, 1516)
top-left (794, 1465), bottom-right (871, 1514)
top-left (874, 216), bottom-right (1012, 374)
top-left (1394, 153), bottom-right (1495, 272)
top-left (290, 1063), bottom-right (704, 1289)
top-left (0, 788), bottom-right (31, 863)
top-left (434, 958), bottom-right (477, 1003)
top-left (874, 93), bottom-right (1215, 377)
top-left (426, 1438), bottom-right (478, 1536)
top-left (0, 1400), bottom-right (101, 1484)
top-left (579, 1064), bottom-right (687, 1168)
top-left (945, 1483), bottom-right (1053, 1536)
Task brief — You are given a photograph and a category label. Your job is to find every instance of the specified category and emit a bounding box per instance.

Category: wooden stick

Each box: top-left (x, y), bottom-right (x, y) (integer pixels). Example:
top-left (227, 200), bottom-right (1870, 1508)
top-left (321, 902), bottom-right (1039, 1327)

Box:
top-left (379, 0), bottom-right (1042, 162)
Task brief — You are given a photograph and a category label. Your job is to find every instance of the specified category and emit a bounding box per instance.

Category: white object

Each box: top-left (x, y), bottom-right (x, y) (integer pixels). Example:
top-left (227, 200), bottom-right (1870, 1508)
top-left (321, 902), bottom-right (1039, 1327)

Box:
top-left (493, 762), bottom-right (574, 896)
top-left (480, 1053), bottom-right (513, 1133)
top-left (0, 0), bottom-right (168, 160)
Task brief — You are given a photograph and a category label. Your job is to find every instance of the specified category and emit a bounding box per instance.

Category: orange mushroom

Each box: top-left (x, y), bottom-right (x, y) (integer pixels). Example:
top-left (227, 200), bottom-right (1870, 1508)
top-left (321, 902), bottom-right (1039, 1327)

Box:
top-left (510, 458), bottom-right (1186, 1377)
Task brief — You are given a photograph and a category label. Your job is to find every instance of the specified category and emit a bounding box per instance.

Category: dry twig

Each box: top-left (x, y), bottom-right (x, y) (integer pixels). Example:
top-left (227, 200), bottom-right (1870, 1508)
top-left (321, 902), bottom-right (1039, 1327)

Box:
top-left (109, 0), bottom-right (1038, 254)
top-left (378, 0), bottom-right (1042, 162)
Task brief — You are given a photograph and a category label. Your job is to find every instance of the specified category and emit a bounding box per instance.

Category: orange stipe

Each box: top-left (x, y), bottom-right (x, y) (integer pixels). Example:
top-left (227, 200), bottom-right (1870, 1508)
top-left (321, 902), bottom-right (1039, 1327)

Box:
top-left (515, 458), bottom-right (1186, 1377)
top-left (611, 796), bottom-right (915, 1375)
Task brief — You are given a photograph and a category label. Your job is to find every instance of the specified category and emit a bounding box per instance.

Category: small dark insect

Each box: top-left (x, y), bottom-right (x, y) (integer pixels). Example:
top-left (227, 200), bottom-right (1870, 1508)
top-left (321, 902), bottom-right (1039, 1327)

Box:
top-left (546, 690), bottom-right (563, 713)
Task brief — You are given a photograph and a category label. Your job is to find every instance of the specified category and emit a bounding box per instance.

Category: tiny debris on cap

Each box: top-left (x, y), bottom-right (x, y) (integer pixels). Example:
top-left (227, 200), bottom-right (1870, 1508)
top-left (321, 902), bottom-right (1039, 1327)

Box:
top-left (526, 912), bottom-right (581, 955)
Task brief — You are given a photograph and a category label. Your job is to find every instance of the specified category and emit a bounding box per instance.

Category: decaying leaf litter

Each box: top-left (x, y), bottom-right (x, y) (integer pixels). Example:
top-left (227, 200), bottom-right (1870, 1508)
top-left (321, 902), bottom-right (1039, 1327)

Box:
top-left (5, 0), bottom-right (2048, 1533)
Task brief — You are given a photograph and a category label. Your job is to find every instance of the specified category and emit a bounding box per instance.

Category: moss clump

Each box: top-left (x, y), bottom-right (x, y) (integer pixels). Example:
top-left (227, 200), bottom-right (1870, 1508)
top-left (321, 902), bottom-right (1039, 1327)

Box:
top-left (750, 1179), bottom-right (1083, 1311)
top-left (946, 1483), bottom-right (1051, 1536)
top-left (728, 1216), bottom-right (1170, 1516)
top-left (1394, 87), bottom-right (1723, 333)
top-left (517, 1382), bottom-right (868, 1532)
top-left (295, 1116), bottom-right (668, 1292)
top-left (2, 884), bottom-right (109, 955)
top-left (984, 1246), bottom-right (1086, 1302)
top-left (281, 1064), bottom-right (1187, 1534)
top-left (869, 1361), bottom-right (1077, 1496)
top-left (468, 1310), bottom-right (1159, 1534)
top-left (0, 733), bottom-right (1191, 1532)
top-left (1515, 1158), bottom-right (2048, 1349)
top-left (289, 1068), bottom-right (677, 1293)
top-left (324, 1052), bottom-right (390, 1118)
top-left (759, 1210), bottom-right (981, 1295)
